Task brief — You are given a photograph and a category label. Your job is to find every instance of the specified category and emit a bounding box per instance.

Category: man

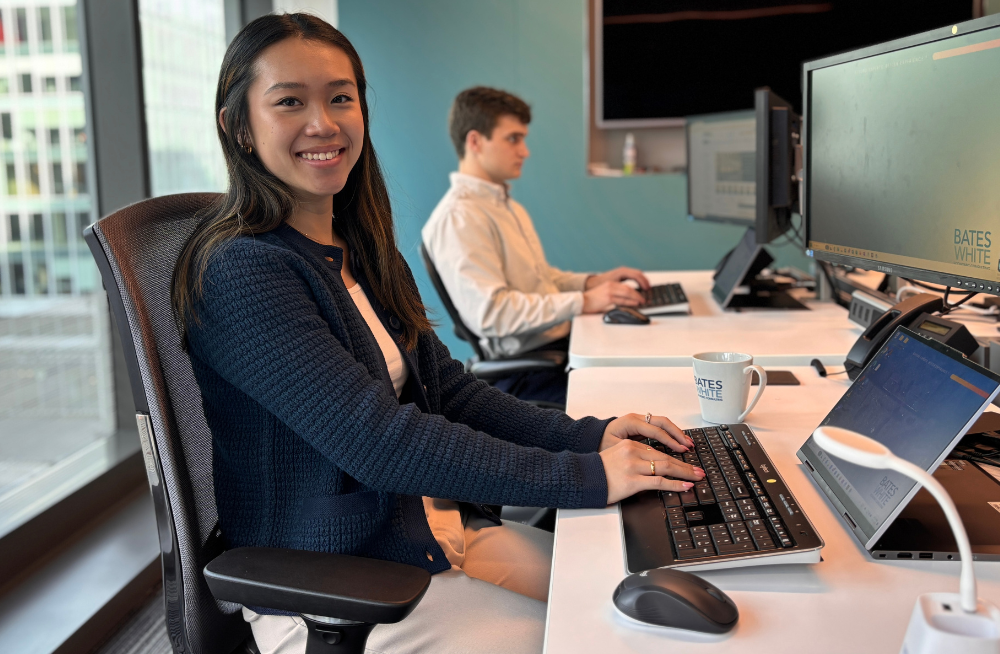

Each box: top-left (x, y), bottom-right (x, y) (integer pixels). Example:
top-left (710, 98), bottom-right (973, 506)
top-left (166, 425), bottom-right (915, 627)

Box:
top-left (422, 86), bottom-right (649, 404)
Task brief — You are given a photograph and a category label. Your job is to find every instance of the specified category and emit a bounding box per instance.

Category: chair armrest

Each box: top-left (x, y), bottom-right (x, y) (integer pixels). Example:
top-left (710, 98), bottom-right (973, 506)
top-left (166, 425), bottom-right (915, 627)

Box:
top-left (469, 350), bottom-right (567, 381)
top-left (204, 548), bottom-right (430, 624)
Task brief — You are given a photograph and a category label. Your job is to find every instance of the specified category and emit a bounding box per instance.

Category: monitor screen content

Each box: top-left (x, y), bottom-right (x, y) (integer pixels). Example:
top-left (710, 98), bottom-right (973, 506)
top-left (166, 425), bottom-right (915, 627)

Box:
top-left (687, 111), bottom-right (756, 224)
top-left (806, 24), bottom-right (1000, 285)
top-left (799, 330), bottom-right (999, 539)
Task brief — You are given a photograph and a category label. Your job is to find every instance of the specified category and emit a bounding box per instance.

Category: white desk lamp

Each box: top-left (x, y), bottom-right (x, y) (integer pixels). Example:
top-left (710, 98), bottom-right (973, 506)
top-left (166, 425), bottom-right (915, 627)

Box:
top-left (812, 426), bottom-right (1000, 654)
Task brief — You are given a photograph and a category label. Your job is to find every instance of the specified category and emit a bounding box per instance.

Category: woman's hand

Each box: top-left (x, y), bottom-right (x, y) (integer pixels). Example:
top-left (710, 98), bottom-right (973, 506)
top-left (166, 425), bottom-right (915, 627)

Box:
top-left (599, 438), bottom-right (705, 505)
top-left (598, 413), bottom-right (693, 453)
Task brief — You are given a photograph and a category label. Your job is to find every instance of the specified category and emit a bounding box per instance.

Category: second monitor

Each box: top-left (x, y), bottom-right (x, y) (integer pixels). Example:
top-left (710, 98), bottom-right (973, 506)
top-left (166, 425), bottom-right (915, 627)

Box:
top-left (687, 87), bottom-right (806, 309)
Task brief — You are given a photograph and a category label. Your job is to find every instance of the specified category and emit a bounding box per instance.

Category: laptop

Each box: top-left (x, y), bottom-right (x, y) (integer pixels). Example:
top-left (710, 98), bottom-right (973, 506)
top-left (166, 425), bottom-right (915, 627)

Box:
top-left (798, 326), bottom-right (1000, 561)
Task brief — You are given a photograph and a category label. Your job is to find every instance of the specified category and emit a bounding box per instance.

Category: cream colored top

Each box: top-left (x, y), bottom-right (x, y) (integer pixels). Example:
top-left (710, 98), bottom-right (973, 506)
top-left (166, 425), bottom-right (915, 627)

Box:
top-left (422, 172), bottom-right (589, 358)
top-left (348, 283), bottom-right (465, 567)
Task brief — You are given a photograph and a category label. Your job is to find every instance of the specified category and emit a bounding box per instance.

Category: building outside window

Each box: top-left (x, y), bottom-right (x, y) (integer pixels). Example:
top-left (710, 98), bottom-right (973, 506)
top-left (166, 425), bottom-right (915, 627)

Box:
top-left (138, 0), bottom-right (227, 196)
top-left (0, 0), bottom-right (115, 539)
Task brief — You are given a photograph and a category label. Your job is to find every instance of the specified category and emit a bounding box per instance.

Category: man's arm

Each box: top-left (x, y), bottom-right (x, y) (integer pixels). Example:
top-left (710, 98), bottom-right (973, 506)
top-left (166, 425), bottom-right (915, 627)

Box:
top-left (423, 206), bottom-right (583, 338)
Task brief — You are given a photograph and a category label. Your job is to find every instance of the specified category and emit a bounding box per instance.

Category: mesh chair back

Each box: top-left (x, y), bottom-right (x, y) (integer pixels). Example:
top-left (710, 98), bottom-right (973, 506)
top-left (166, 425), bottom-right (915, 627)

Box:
top-left (84, 193), bottom-right (247, 654)
top-left (419, 243), bottom-right (487, 360)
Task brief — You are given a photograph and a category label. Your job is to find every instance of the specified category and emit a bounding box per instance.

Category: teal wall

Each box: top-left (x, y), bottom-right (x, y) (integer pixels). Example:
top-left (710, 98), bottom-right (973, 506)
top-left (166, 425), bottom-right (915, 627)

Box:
top-left (339, 0), bottom-right (810, 360)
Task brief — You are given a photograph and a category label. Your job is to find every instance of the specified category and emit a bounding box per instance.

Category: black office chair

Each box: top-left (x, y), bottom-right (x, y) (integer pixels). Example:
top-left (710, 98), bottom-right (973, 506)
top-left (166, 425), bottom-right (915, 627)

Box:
top-left (84, 193), bottom-right (429, 654)
top-left (420, 243), bottom-right (561, 530)
top-left (418, 243), bottom-right (567, 387)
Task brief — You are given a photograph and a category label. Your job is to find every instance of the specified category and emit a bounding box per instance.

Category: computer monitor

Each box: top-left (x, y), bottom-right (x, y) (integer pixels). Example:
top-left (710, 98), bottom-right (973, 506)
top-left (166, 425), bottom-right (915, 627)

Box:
top-left (688, 88), bottom-right (807, 309)
top-left (686, 109), bottom-right (756, 227)
top-left (687, 88), bottom-right (801, 246)
top-left (804, 14), bottom-right (1000, 295)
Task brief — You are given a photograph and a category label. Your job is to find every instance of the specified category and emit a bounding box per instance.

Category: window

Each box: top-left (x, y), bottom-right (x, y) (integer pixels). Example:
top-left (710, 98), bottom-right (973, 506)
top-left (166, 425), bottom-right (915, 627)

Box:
top-left (39, 7), bottom-right (53, 52)
top-left (52, 163), bottom-right (63, 194)
top-left (0, 78), bottom-right (8, 95)
top-left (15, 8), bottom-right (27, 43)
top-left (28, 163), bottom-right (40, 194)
top-left (62, 5), bottom-right (78, 51)
top-left (8, 214), bottom-right (21, 242)
top-left (74, 161), bottom-right (86, 193)
top-left (31, 214), bottom-right (44, 242)
top-left (52, 212), bottom-right (67, 246)
top-left (0, 1), bottom-right (116, 539)
top-left (139, 0), bottom-right (227, 195)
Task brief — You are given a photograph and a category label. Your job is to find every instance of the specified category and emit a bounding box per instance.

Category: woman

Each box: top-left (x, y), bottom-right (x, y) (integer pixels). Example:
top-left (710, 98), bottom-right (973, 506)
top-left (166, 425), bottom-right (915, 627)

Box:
top-left (172, 13), bottom-right (704, 654)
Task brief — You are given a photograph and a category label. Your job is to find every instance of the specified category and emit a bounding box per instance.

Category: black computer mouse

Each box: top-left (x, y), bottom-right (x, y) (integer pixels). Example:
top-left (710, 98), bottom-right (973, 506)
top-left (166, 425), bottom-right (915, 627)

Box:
top-left (603, 306), bottom-right (650, 324)
top-left (612, 568), bottom-right (738, 633)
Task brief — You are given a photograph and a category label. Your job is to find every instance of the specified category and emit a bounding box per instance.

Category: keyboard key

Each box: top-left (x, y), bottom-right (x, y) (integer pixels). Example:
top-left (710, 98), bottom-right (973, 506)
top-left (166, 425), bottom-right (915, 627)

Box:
top-left (696, 486), bottom-right (716, 504)
top-left (685, 511), bottom-right (704, 522)
top-left (675, 541), bottom-right (695, 552)
top-left (709, 524), bottom-right (729, 534)
top-left (731, 484), bottom-right (750, 499)
top-left (676, 545), bottom-right (716, 559)
top-left (661, 491), bottom-right (681, 508)
top-left (751, 532), bottom-right (777, 550)
top-left (672, 528), bottom-right (691, 540)
top-left (680, 490), bottom-right (699, 506)
top-left (694, 537), bottom-right (713, 547)
top-left (668, 517), bottom-right (688, 528)
top-left (717, 542), bottom-right (757, 555)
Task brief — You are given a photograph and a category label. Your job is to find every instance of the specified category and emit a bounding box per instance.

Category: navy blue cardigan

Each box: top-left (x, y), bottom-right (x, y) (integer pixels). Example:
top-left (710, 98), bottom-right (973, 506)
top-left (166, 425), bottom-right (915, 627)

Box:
top-left (186, 223), bottom-right (611, 580)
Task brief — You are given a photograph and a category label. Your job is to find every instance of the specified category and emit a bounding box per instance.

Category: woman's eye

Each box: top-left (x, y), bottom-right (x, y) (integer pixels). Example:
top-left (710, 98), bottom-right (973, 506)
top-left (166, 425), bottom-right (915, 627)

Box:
top-left (331, 94), bottom-right (352, 104)
top-left (277, 97), bottom-right (301, 107)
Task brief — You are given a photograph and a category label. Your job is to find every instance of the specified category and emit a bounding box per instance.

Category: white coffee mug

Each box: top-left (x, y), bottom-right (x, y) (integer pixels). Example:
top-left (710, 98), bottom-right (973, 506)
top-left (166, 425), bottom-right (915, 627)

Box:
top-left (691, 352), bottom-right (767, 424)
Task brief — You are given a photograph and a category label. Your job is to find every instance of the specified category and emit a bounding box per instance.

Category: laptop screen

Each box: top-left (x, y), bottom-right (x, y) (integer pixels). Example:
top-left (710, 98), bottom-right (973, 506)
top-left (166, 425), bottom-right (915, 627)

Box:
top-left (798, 327), bottom-right (1000, 542)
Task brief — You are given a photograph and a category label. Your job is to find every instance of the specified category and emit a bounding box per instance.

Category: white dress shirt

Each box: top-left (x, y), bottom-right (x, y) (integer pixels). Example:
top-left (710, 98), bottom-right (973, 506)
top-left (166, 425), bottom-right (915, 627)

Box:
top-left (422, 173), bottom-right (589, 359)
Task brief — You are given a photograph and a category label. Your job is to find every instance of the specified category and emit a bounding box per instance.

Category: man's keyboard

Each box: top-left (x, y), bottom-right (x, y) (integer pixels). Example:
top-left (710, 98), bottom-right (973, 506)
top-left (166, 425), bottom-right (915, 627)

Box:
top-left (638, 283), bottom-right (690, 315)
top-left (638, 425), bottom-right (805, 563)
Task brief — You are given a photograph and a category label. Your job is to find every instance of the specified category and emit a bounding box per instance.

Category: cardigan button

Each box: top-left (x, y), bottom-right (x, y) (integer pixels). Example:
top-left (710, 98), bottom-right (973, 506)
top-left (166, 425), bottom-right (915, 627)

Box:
top-left (389, 316), bottom-right (401, 330)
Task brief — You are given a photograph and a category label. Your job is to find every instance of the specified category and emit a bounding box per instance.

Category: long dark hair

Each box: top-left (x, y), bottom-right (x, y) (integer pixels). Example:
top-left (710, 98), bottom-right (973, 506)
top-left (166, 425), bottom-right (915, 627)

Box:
top-left (172, 13), bottom-right (430, 349)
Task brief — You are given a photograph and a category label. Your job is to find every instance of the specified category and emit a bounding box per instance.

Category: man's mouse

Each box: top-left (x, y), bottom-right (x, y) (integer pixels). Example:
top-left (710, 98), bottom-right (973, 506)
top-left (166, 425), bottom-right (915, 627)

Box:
top-left (603, 306), bottom-right (650, 325)
top-left (612, 568), bottom-right (738, 633)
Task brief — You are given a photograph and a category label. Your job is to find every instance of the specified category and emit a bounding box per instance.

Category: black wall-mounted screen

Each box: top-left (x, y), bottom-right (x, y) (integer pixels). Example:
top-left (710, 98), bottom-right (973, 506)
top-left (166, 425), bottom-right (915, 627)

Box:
top-left (598, 0), bottom-right (974, 124)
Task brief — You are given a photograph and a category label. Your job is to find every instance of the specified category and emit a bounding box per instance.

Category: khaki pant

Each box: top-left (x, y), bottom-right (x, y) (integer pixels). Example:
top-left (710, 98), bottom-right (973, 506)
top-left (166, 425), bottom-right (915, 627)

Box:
top-left (244, 516), bottom-right (554, 654)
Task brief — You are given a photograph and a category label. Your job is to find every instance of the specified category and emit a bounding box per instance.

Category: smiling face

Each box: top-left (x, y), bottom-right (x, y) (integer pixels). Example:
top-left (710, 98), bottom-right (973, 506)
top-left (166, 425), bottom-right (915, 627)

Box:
top-left (243, 38), bottom-right (365, 203)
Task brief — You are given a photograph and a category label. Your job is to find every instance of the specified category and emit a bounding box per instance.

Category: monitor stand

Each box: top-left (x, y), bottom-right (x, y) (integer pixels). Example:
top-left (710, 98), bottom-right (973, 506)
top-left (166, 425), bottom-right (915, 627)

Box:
top-left (711, 227), bottom-right (809, 310)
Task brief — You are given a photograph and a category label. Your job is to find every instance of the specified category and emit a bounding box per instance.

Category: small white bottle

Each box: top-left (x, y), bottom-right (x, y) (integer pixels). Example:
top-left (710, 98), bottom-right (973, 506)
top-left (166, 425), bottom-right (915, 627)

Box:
top-left (623, 132), bottom-right (636, 176)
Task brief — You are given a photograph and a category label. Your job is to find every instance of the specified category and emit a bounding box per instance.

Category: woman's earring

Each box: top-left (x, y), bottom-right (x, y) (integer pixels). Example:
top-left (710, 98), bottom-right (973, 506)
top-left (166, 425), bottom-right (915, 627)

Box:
top-left (243, 142), bottom-right (253, 155)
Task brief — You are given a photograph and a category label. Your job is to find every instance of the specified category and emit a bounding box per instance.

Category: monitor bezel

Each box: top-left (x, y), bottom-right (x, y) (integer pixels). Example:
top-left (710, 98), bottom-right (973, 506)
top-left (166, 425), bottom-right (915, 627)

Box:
top-left (685, 108), bottom-right (757, 228)
top-left (797, 326), bottom-right (1000, 551)
top-left (802, 13), bottom-right (1000, 295)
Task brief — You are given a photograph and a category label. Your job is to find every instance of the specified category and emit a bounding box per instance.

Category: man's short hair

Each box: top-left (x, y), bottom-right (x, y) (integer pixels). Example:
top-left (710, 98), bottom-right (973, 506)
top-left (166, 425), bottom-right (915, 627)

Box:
top-left (449, 86), bottom-right (531, 158)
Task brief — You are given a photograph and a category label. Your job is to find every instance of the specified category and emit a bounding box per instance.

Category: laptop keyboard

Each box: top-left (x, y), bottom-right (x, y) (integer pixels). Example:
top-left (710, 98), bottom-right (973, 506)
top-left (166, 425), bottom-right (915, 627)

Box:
top-left (643, 425), bottom-right (796, 560)
top-left (641, 283), bottom-right (688, 308)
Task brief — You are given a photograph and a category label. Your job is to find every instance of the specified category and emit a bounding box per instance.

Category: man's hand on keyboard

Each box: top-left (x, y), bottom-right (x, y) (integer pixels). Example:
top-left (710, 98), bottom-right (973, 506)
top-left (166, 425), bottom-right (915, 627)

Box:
top-left (582, 281), bottom-right (645, 313)
top-left (584, 266), bottom-right (651, 291)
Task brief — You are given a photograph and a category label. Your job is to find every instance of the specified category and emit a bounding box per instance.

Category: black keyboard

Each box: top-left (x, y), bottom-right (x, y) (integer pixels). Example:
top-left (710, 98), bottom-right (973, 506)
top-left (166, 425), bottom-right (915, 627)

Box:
top-left (641, 283), bottom-right (687, 308)
top-left (644, 426), bottom-right (795, 560)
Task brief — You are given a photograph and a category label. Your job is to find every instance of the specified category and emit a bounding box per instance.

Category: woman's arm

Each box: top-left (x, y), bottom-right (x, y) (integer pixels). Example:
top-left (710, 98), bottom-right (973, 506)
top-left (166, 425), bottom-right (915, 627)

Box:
top-left (188, 241), bottom-right (609, 509)
top-left (423, 329), bottom-right (611, 454)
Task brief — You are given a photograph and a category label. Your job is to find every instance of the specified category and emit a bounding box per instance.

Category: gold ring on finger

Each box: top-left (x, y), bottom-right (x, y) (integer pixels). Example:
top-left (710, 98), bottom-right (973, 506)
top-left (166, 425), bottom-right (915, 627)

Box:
top-left (645, 412), bottom-right (652, 424)
top-left (650, 461), bottom-right (656, 475)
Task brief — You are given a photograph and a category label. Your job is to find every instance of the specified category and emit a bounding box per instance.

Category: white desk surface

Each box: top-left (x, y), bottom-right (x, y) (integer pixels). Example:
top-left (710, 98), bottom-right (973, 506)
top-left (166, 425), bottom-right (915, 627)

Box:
top-left (568, 270), bottom-right (1000, 369)
top-left (545, 366), bottom-right (1000, 654)
top-left (568, 271), bottom-right (864, 369)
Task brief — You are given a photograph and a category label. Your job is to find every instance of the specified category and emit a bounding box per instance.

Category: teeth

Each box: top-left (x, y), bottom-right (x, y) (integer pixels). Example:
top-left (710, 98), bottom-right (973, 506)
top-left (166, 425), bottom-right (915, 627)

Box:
top-left (301, 149), bottom-right (341, 160)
